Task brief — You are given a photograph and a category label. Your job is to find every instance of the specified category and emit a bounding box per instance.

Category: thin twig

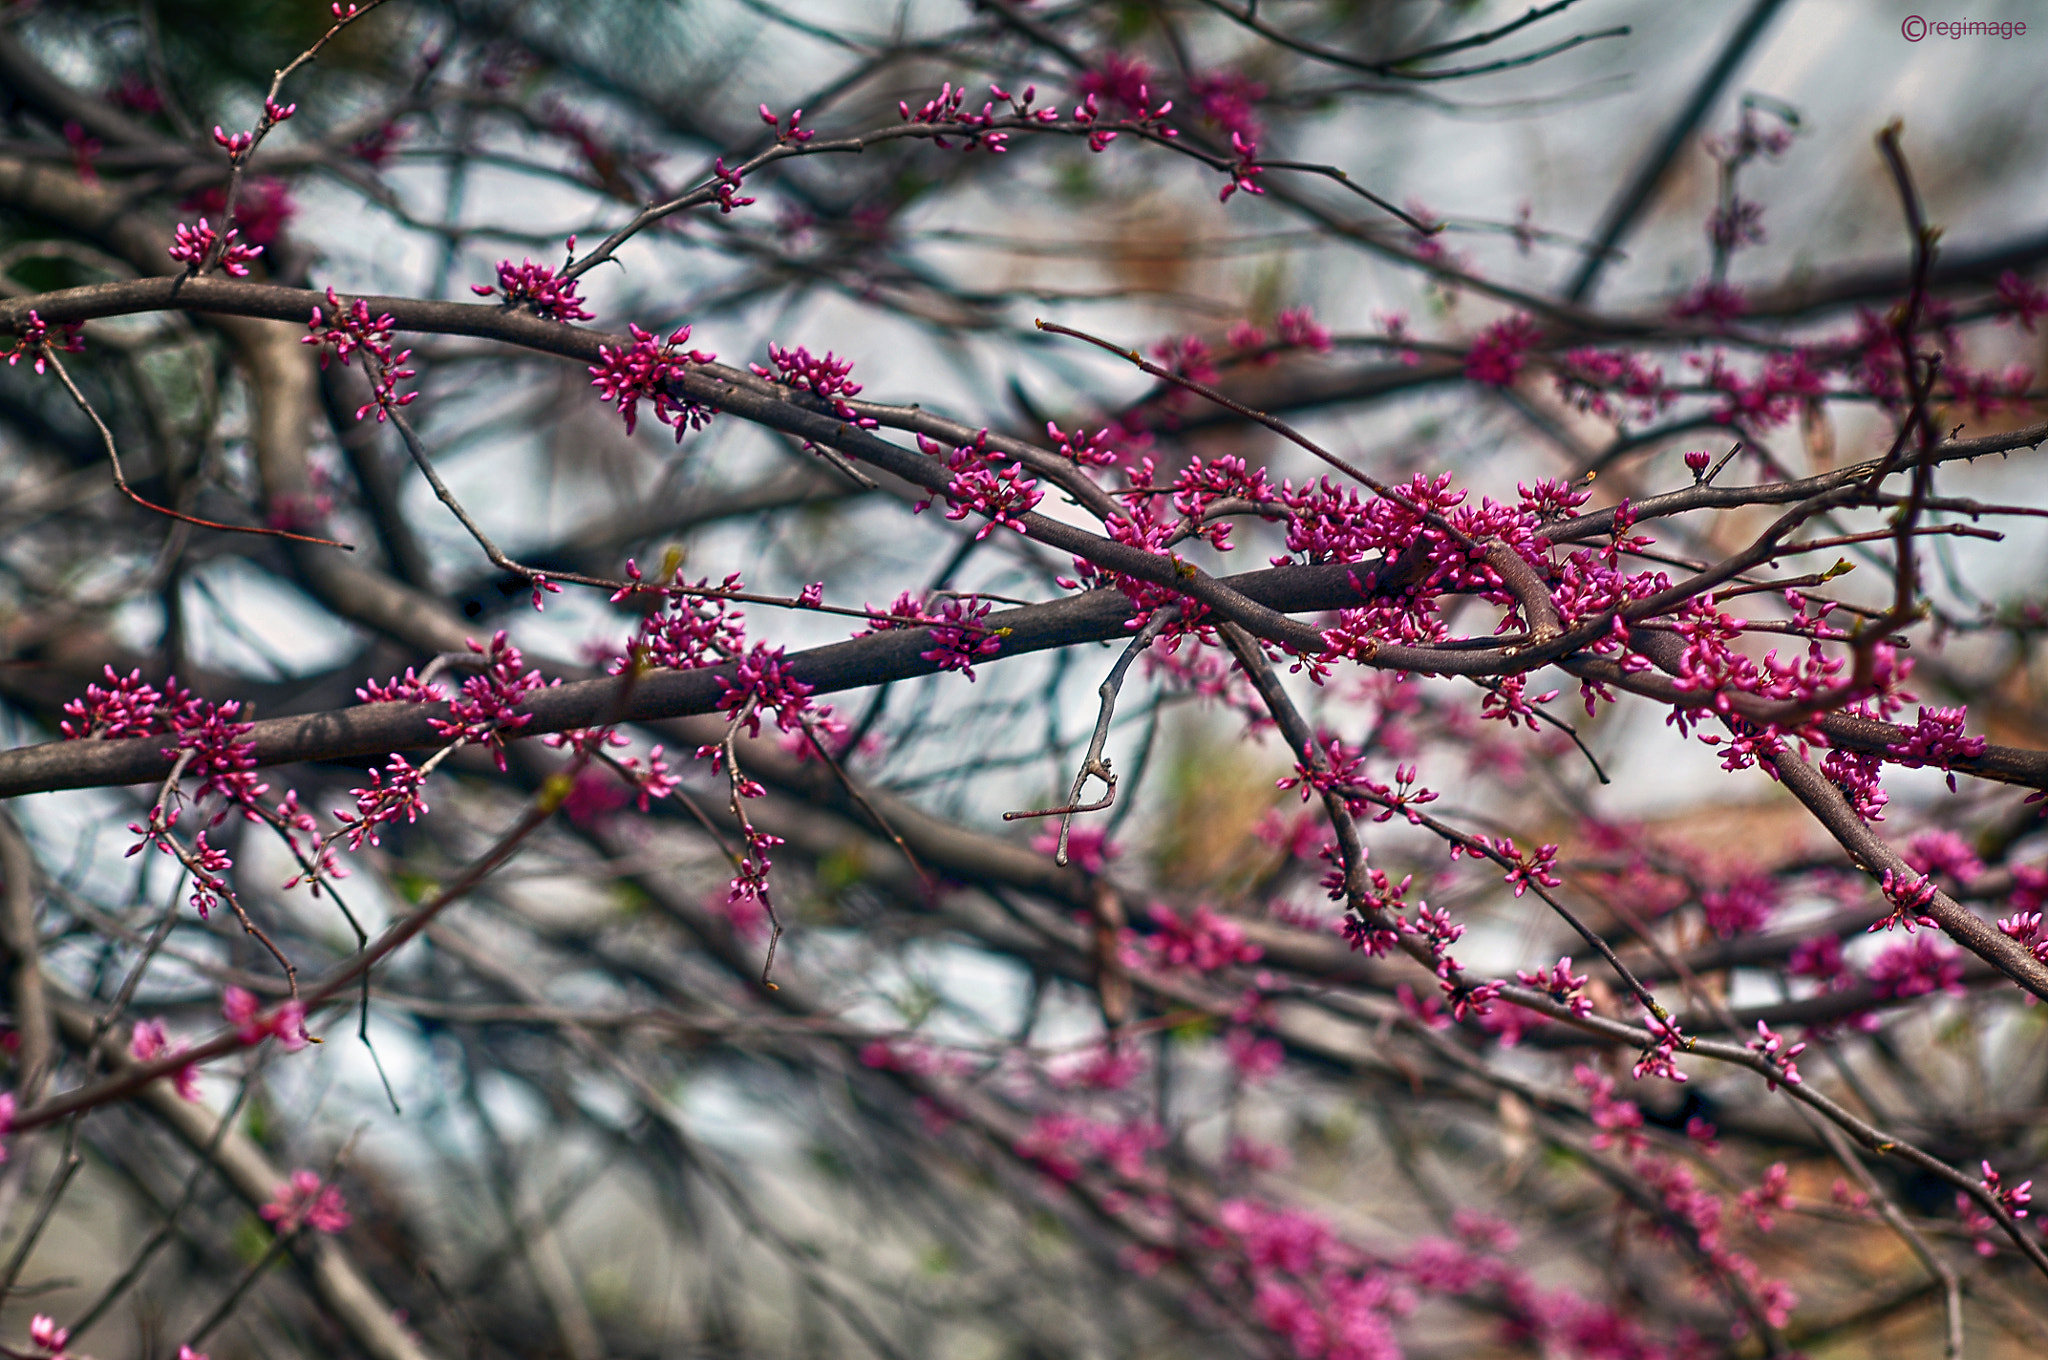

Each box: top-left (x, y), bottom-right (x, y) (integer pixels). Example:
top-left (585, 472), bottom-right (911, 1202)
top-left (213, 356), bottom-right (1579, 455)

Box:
top-left (43, 349), bottom-right (353, 549)
top-left (1004, 607), bottom-right (1178, 866)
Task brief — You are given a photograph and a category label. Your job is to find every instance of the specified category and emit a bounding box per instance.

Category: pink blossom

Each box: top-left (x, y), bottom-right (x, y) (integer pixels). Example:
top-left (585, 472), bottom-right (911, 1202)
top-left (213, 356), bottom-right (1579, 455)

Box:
top-left (1048, 1042), bottom-right (1146, 1090)
top-left (303, 287), bottom-right (416, 420)
top-left (1673, 281), bottom-right (1748, 323)
top-left (1029, 825), bottom-right (1116, 873)
top-left (1904, 829), bottom-right (1983, 884)
top-left (356, 667), bottom-right (446, 705)
top-left (1189, 68), bottom-right (1265, 146)
top-left (1149, 334), bottom-right (1217, 385)
top-left (1995, 269), bottom-right (2048, 331)
top-left (1516, 956), bottom-right (1592, 1016)
top-left (1747, 1022), bottom-right (1805, 1091)
top-left (471, 248), bottom-right (594, 322)
top-left (180, 178), bottom-right (295, 245)
top-left (1225, 1028), bottom-right (1284, 1083)
top-left (1866, 936), bottom-right (1965, 1000)
top-left (28, 1315), bottom-right (65, 1355)
top-left (1702, 872), bottom-right (1779, 938)
top-left (262, 1169), bottom-right (351, 1235)
top-left (920, 445), bottom-right (1041, 539)
top-left (1707, 196), bottom-right (1767, 251)
top-left (222, 985), bottom-right (265, 1042)
top-left (426, 632), bottom-right (546, 768)
top-left (272, 1001), bottom-right (311, 1052)
top-left (897, 80), bottom-right (1019, 153)
top-left (1013, 1112), bottom-right (1090, 1181)
top-left (130, 1018), bottom-right (169, 1062)
top-left (1700, 348), bottom-right (1828, 426)
top-left (561, 769), bottom-right (630, 827)
top-left (1980, 1160), bottom-right (2032, 1219)
top-left (588, 324), bottom-right (718, 440)
top-left (749, 343), bottom-right (874, 427)
top-left (1739, 1162), bottom-right (1794, 1232)
top-left (1077, 52), bottom-right (1156, 114)
top-left (1788, 933), bottom-right (1846, 984)
top-left (1886, 705), bottom-right (1986, 790)
top-left (1463, 314), bottom-right (1541, 386)
top-left (61, 666), bottom-right (187, 740)
top-left (1870, 867), bottom-right (1940, 934)
top-left (759, 104), bottom-right (814, 144)
top-left (1142, 904), bottom-right (1261, 972)
top-left (1554, 347), bottom-right (1671, 421)
top-left (717, 643), bottom-right (818, 736)
top-left (334, 754), bottom-right (430, 849)
top-left (1632, 1014), bottom-right (1689, 1084)
top-left (211, 124), bottom-right (253, 158)
top-left (1956, 1191), bottom-right (2000, 1256)
top-left (167, 218), bottom-right (263, 276)
top-left (5, 309), bottom-right (86, 375)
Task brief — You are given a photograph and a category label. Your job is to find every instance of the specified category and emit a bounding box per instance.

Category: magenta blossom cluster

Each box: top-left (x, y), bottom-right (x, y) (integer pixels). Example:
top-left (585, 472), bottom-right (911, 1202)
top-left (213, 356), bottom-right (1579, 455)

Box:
top-left (261, 1168), bottom-right (350, 1235)
top-left (749, 342), bottom-right (876, 428)
top-left (333, 754), bottom-right (430, 850)
top-left (913, 431), bottom-right (1043, 538)
top-left (1135, 903), bottom-right (1262, 972)
top-left (1870, 867), bottom-right (1940, 933)
top-left (1674, 280), bottom-right (1749, 324)
top-left (1574, 1066), bottom-right (1799, 1329)
top-left (1069, 70), bottom-right (1177, 154)
top-left (708, 156), bottom-right (754, 212)
top-left (6, 309), bottom-right (85, 374)
top-left (170, 696), bottom-right (268, 811)
top-left (599, 561), bottom-right (843, 923)
top-left (1747, 1022), bottom-right (1805, 1091)
top-left (1045, 421), bottom-right (1124, 467)
top-left (1995, 269), bottom-right (2048, 330)
top-left (1463, 314), bottom-right (1541, 386)
top-left (427, 632), bottom-right (549, 769)
top-left (716, 645), bottom-right (818, 740)
top-left (1996, 909), bottom-right (2048, 964)
top-left (860, 591), bottom-right (1004, 679)
top-left (1696, 349), bottom-right (1828, 426)
top-left (222, 985), bottom-right (310, 1051)
top-left (1517, 956), bottom-right (1593, 1016)
top-left (588, 323), bottom-right (718, 440)
top-left (611, 564), bottom-right (748, 672)
top-left (471, 242), bottom-right (594, 321)
top-left (1702, 872), bottom-right (1780, 939)
top-left (1884, 705), bottom-right (1987, 789)
top-left (544, 729), bottom-right (682, 814)
top-left (897, 80), bottom-right (1012, 153)
top-left (1555, 348), bottom-right (1671, 422)
top-left (757, 104), bottom-right (814, 144)
top-left (1190, 68), bottom-right (1264, 148)
top-left (181, 176), bottom-right (296, 246)
top-left (60, 665), bottom-right (197, 740)
top-left (129, 1019), bottom-right (200, 1101)
top-left (1013, 1112), bottom-right (1165, 1183)
top-left (303, 287), bottom-right (416, 420)
top-left (1865, 935), bottom-right (1965, 1000)
top-left (27, 1316), bottom-right (68, 1358)
top-left (1151, 333), bottom-right (1218, 385)
top-left (167, 217), bottom-right (263, 276)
